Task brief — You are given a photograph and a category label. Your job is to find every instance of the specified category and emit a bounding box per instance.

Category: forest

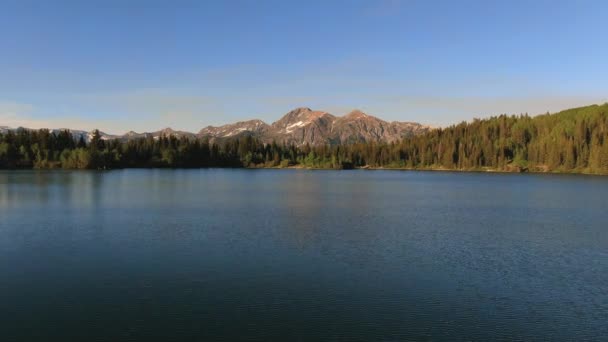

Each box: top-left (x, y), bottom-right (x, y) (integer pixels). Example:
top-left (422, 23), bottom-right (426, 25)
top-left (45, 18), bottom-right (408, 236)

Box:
top-left (2, 103), bottom-right (608, 174)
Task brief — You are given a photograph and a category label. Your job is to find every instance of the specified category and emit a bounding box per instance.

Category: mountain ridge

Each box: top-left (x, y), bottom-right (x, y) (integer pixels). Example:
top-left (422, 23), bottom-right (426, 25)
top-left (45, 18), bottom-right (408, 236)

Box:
top-left (1, 107), bottom-right (430, 145)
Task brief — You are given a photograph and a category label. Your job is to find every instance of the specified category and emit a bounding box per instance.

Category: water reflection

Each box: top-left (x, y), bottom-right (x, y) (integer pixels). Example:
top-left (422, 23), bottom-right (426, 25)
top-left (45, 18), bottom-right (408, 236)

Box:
top-left (0, 170), bottom-right (104, 210)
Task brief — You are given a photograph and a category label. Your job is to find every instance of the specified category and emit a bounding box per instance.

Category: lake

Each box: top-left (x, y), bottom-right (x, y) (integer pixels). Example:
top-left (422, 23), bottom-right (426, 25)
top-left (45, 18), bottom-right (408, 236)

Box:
top-left (1, 169), bottom-right (607, 341)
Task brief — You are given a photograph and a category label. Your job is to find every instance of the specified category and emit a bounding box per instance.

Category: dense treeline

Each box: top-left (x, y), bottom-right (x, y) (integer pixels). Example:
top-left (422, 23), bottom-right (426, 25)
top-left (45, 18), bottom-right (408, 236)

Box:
top-left (2, 103), bottom-right (608, 174)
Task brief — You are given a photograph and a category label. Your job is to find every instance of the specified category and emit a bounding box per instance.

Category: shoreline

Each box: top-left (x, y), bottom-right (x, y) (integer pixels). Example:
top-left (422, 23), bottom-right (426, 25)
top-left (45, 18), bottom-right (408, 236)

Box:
top-left (2, 166), bottom-right (607, 176)
top-left (247, 165), bottom-right (608, 176)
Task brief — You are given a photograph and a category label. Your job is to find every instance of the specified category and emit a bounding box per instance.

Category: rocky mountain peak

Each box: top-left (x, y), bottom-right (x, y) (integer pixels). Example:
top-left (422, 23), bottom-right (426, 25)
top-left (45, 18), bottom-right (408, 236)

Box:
top-left (159, 127), bottom-right (175, 134)
top-left (289, 107), bottom-right (313, 115)
top-left (197, 119), bottom-right (270, 139)
top-left (344, 109), bottom-right (369, 119)
top-left (272, 107), bottom-right (333, 133)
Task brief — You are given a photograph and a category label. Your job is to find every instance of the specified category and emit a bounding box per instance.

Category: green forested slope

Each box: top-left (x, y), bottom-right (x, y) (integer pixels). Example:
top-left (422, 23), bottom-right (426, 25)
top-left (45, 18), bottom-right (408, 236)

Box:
top-left (381, 103), bottom-right (608, 173)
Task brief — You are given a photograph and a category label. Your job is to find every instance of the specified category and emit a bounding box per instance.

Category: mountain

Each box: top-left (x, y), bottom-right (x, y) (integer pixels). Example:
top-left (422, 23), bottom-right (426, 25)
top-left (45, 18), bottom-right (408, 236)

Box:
top-left (198, 119), bottom-right (270, 139)
top-left (331, 109), bottom-right (428, 144)
top-left (0, 127), bottom-right (119, 142)
top-left (1, 107), bottom-right (430, 145)
top-left (197, 107), bottom-right (430, 145)
top-left (151, 128), bottom-right (196, 140)
top-left (0, 126), bottom-right (190, 143)
top-left (116, 128), bottom-right (196, 141)
top-left (267, 107), bottom-right (336, 145)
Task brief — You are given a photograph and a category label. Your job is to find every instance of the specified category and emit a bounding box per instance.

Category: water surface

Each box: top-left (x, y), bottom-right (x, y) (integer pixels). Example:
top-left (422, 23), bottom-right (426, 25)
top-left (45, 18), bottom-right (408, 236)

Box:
top-left (1, 169), bottom-right (607, 341)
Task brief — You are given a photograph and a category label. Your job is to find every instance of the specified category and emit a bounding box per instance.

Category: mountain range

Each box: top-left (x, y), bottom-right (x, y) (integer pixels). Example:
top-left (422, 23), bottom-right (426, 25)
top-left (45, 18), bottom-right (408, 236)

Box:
top-left (1, 107), bottom-right (430, 146)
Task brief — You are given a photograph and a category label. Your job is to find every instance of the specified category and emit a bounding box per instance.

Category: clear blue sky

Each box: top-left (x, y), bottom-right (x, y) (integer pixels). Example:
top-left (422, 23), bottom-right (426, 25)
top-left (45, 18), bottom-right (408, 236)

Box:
top-left (1, 0), bottom-right (607, 133)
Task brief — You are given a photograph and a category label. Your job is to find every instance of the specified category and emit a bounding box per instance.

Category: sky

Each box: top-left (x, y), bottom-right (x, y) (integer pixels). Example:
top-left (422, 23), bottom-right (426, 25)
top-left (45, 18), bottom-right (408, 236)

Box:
top-left (1, 0), bottom-right (607, 133)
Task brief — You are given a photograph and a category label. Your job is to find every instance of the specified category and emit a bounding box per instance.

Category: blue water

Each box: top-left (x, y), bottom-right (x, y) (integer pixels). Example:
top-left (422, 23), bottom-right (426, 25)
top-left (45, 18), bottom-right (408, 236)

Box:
top-left (1, 169), bottom-right (607, 341)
